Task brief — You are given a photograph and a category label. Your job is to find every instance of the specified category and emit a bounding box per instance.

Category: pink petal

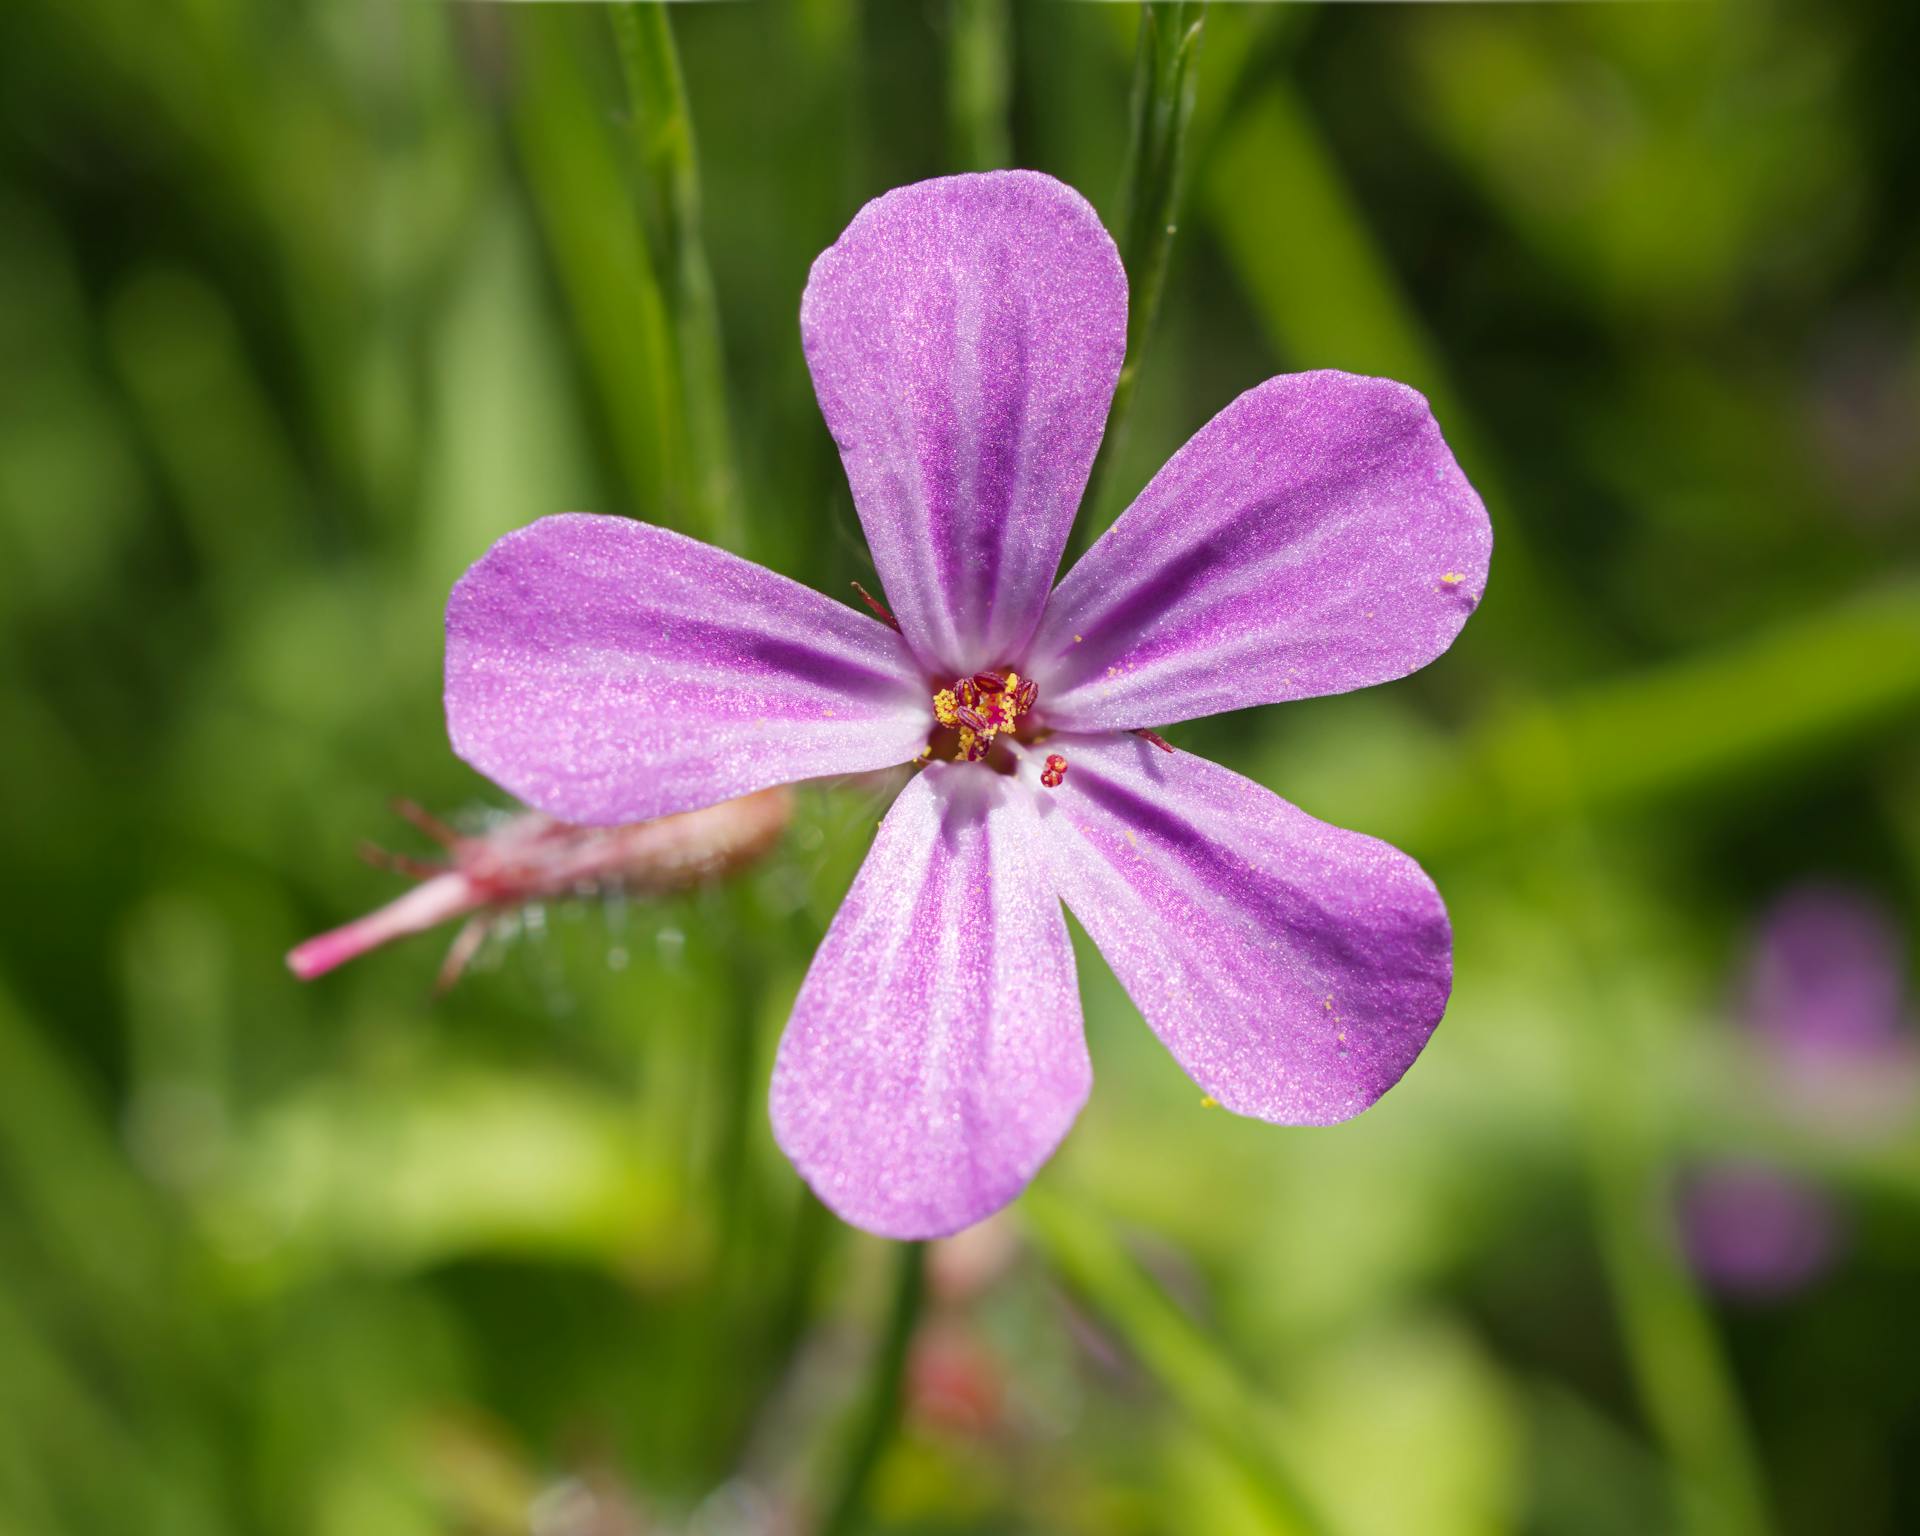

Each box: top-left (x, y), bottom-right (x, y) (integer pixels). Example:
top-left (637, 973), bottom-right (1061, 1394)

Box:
top-left (770, 765), bottom-right (1088, 1239)
top-left (1024, 734), bottom-right (1451, 1124)
top-left (445, 514), bottom-right (928, 824)
top-left (1031, 372), bottom-right (1491, 731)
top-left (802, 171), bottom-right (1127, 676)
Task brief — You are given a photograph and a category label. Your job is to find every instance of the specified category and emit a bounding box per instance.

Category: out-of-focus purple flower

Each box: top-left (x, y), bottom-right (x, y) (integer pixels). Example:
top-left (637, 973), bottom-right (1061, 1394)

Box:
top-left (1678, 1162), bottom-right (1845, 1301)
top-left (1747, 884), bottom-right (1907, 1058)
top-left (442, 172), bottom-right (1492, 1238)
top-left (1743, 883), bottom-right (1917, 1132)
top-left (1681, 883), bottom-right (1913, 1299)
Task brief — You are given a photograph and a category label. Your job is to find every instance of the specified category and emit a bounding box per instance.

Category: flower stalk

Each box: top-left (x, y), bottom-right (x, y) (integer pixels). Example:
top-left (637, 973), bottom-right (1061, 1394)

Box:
top-left (609, 2), bottom-right (743, 549)
top-left (948, 0), bottom-right (1013, 171)
top-left (1070, 0), bottom-right (1207, 562)
top-left (1535, 839), bottom-right (1776, 1536)
top-left (815, 1241), bottom-right (928, 1536)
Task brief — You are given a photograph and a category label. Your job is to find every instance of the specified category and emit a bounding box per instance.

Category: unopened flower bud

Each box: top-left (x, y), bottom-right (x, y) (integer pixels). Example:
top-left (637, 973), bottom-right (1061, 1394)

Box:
top-left (287, 788), bottom-right (792, 990)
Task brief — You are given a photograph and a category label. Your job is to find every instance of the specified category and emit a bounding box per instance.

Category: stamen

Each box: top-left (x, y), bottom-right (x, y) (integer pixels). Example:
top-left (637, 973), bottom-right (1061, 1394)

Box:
top-left (851, 579), bottom-right (902, 632)
top-left (928, 668), bottom-right (1038, 763)
top-left (1040, 754), bottom-right (1068, 789)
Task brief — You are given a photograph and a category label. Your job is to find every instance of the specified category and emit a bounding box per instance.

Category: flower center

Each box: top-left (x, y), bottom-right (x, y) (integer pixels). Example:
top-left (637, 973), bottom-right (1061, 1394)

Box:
top-left (931, 669), bottom-right (1037, 763)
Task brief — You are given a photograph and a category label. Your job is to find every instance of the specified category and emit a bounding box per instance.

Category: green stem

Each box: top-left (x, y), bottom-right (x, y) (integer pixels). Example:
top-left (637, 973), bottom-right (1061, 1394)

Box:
top-left (1540, 846), bottom-right (1776, 1536)
top-left (816, 1241), bottom-right (927, 1536)
top-left (1022, 1186), bottom-right (1331, 1536)
top-left (510, 8), bottom-right (681, 522)
top-left (722, 1189), bottom-right (838, 1469)
top-left (610, 2), bottom-right (743, 550)
top-left (1588, 1145), bottom-right (1775, 1536)
top-left (1069, 1), bottom-right (1207, 564)
top-left (713, 952), bottom-right (762, 1274)
top-left (948, 0), bottom-right (1014, 171)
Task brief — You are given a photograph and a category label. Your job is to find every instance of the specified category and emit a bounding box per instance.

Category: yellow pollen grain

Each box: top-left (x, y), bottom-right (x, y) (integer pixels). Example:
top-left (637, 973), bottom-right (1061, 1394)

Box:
top-left (933, 688), bottom-right (959, 727)
top-left (1441, 572), bottom-right (1465, 585)
top-left (1201, 1095), bottom-right (1218, 1109)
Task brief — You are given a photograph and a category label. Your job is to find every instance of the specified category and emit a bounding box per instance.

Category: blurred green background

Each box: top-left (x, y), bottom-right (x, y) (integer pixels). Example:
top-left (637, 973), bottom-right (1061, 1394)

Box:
top-left (2, 0), bottom-right (1917, 1532)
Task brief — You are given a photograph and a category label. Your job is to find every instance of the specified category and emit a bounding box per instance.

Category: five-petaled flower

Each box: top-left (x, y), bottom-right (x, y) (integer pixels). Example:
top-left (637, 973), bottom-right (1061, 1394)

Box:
top-left (444, 172), bottom-right (1492, 1239)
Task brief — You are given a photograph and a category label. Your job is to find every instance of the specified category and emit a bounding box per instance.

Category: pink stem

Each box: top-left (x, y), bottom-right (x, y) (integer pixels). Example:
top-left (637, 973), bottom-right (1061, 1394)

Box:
top-left (285, 873), bottom-right (482, 980)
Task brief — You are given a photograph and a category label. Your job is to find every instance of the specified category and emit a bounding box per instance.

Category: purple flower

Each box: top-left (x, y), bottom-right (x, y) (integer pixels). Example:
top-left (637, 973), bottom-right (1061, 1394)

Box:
top-left (1740, 882), bottom-right (1917, 1135)
top-left (1678, 1162), bottom-right (1845, 1301)
top-left (1745, 883), bottom-right (1909, 1066)
top-left (1677, 884), bottom-right (1914, 1299)
top-left (443, 172), bottom-right (1491, 1238)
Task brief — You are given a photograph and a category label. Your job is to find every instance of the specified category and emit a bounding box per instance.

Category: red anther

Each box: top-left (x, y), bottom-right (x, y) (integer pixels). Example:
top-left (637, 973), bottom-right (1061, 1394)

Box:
top-left (1015, 677), bottom-right (1038, 713)
top-left (956, 678), bottom-right (980, 710)
top-left (972, 670), bottom-right (1007, 693)
top-left (955, 706), bottom-right (990, 734)
top-left (851, 579), bottom-right (902, 633)
top-left (1040, 754), bottom-right (1068, 789)
top-left (1132, 727), bottom-right (1176, 754)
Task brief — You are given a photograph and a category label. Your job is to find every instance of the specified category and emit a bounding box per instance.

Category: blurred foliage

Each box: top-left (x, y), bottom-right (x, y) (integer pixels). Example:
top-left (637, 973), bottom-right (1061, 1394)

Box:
top-left (2, 1), bottom-right (1918, 1534)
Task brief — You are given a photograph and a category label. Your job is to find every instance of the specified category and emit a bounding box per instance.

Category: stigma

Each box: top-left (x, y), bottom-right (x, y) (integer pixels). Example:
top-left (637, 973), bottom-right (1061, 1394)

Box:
top-left (931, 669), bottom-right (1038, 762)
